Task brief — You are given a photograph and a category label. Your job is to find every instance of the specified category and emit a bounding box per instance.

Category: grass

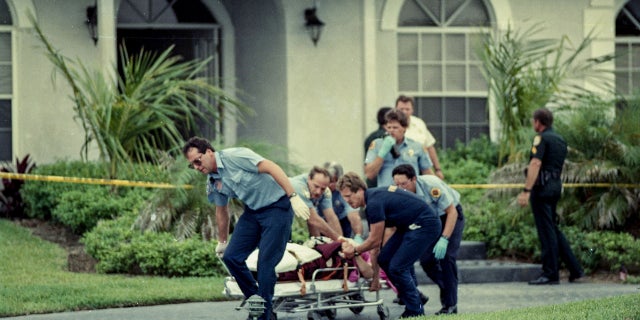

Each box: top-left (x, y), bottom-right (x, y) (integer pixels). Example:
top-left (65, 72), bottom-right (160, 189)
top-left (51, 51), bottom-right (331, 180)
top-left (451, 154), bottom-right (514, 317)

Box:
top-left (0, 219), bottom-right (227, 317)
top-left (1, 218), bottom-right (639, 319)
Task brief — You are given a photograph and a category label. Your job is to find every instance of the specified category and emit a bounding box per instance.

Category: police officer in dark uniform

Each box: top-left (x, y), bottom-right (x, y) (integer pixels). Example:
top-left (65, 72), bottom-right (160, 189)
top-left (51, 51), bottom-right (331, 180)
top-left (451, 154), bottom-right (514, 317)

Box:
top-left (517, 108), bottom-right (583, 285)
top-left (337, 172), bottom-right (441, 319)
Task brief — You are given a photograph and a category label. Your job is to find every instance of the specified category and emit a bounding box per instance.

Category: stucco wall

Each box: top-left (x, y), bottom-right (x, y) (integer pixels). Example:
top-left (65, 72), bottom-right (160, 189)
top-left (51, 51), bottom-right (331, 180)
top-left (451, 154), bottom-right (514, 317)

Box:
top-left (14, 0), bottom-right (97, 163)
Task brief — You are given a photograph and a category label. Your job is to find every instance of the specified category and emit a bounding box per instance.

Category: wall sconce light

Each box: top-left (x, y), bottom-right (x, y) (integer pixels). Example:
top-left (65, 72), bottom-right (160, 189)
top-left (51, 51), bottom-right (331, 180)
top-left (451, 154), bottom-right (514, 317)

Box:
top-left (85, 4), bottom-right (98, 45)
top-left (304, 6), bottom-right (324, 46)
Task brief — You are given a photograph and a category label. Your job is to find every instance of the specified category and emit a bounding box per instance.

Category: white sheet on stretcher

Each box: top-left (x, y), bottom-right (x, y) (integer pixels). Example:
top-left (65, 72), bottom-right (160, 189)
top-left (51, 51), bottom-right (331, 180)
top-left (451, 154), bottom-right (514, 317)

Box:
top-left (224, 277), bottom-right (360, 298)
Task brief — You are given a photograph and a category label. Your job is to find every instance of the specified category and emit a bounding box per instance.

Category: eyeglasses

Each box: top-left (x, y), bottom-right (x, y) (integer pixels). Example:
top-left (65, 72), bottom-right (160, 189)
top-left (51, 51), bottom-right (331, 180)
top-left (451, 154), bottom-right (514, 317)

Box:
top-left (188, 153), bottom-right (204, 169)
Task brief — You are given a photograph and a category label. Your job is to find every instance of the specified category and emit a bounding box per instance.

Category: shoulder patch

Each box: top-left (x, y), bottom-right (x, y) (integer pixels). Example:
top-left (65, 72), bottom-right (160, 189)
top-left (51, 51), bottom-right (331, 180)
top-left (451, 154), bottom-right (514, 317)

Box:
top-left (533, 135), bottom-right (541, 146)
top-left (430, 188), bottom-right (441, 198)
top-left (531, 146), bottom-right (537, 155)
top-left (323, 188), bottom-right (332, 198)
top-left (368, 140), bottom-right (376, 150)
top-left (303, 189), bottom-right (311, 199)
top-left (387, 185), bottom-right (398, 192)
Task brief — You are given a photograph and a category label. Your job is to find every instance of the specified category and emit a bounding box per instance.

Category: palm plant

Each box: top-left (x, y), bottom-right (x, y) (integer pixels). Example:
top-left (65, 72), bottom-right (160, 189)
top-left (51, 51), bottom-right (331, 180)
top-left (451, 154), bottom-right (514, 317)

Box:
top-left (557, 96), bottom-right (640, 230)
top-left (477, 24), bottom-right (614, 165)
top-left (30, 16), bottom-right (249, 178)
top-left (489, 94), bottom-right (640, 231)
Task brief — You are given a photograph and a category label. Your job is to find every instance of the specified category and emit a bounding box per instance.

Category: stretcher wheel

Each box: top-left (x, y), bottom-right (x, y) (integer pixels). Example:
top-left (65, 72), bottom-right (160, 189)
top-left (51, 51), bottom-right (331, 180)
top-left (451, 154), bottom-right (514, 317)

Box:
top-left (377, 305), bottom-right (390, 320)
top-left (306, 311), bottom-right (324, 320)
top-left (348, 293), bottom-right (364, 314)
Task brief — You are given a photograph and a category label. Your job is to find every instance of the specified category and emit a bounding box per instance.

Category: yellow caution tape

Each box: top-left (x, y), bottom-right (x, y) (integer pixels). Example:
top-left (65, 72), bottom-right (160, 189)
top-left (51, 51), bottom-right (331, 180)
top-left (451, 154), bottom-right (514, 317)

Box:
top-left (0, 172), bottom-right (192, 189)
top-left (1, 172), bottom-right (637, 190)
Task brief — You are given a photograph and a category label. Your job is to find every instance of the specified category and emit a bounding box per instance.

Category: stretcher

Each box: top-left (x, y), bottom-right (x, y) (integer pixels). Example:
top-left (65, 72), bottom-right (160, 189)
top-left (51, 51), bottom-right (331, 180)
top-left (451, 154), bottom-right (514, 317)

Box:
top-left (223, 265), bottom-right (391, 320)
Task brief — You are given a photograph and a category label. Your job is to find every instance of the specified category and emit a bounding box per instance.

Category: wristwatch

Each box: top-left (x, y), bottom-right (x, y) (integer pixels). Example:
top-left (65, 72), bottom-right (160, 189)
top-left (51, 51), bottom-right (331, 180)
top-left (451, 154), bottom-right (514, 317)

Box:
top-left (523, 188), bottom-right (531, 192)
top-left (288, 192), bottom-right (297, 198)
top-left (353, 248), bottom-right (360, 256)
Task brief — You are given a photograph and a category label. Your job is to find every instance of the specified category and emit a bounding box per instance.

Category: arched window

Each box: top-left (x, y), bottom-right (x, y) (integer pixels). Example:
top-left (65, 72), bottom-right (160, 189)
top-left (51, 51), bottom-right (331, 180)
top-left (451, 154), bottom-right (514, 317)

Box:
top-left (615, 1), bottom-right (640, 96)
top-left (397, 0), bottom-right (492, 149)
top-left (0, 0), bottom-right (12, 161)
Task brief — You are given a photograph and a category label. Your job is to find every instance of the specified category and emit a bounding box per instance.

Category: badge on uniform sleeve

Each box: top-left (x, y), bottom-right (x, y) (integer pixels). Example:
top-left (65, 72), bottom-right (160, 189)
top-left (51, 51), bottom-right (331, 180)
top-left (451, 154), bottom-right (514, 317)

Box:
top-left (531, 146), bottom-right (537, 154)
top-left (323, 188), bottom-right (332, 198)
top-left (388, 185), bottom-right (398, 192)
top-left (369, 141), bottom-right (376, 150)
top-left (533, 135), bottom-right (541, 146)
top-left (430, 188), bottom-right (441, 198)
top-left (303, 189), bottom-right (311, 199)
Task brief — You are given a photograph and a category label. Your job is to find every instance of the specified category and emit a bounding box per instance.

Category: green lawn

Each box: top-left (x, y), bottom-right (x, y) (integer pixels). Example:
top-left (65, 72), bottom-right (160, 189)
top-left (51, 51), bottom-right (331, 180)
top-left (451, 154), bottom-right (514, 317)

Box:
top-left (0, 219), bottom-right (227, 317)
top-left (1, 219), bottom-right (638, 319)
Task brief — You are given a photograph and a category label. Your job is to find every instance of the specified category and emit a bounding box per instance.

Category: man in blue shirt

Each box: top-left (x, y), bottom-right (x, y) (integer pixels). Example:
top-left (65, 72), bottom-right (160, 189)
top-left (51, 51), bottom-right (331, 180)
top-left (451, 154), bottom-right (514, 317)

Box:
top-left (183, 137), bottom-right (310, 320)
top-left (323, 161), bottom-right (363, 241)
top-left (365, 109), bottom-right (433, 187)
top-left (289, 166), bottom-right (343, 240)
top-left (337, 172), bottom-right (441, 319)
top-left (393, 164), bottom-right (464, 315)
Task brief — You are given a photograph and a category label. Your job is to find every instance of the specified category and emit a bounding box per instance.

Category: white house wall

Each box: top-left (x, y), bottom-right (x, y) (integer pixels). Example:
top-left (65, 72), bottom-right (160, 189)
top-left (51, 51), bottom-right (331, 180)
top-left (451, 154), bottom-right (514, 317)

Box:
top-left (6, 0), bottom-right (621, 177)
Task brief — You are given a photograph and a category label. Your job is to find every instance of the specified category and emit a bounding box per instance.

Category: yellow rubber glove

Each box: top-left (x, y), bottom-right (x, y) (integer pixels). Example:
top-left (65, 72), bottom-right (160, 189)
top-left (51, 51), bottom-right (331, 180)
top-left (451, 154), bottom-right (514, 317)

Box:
top-left (290, 194), bottom-right (310, 220)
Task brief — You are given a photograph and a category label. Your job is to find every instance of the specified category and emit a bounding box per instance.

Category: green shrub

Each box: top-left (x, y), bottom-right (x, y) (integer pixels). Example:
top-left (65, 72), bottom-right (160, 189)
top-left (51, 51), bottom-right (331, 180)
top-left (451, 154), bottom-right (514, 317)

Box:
top-left (22, 160), bottom-right (165, 228)
top-left (83, 212), bottom-right (225, 277)
top-left (52, 187), bottom-right (146, 234)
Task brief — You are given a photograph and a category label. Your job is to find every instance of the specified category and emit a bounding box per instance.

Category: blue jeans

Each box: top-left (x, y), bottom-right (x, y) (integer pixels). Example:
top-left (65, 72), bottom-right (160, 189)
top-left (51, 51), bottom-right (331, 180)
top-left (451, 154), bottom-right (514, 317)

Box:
top-left (222, 196), bottom-right (293, 319)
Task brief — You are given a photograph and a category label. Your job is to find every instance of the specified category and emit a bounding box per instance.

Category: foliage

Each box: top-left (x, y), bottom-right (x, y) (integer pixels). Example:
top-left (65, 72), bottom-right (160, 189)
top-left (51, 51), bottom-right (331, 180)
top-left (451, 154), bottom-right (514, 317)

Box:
top-left (30, 15), bottom-right (249, 178)
top-left (556, 96), bottom-right (640, 231)
top-left (83, 212), bottom-right (225, 277)
top-left (0, 155), bottom-right (36, 219)
top-left (477, 24), bottom-right (614, 165)
top-left (52, 187), bottom-right (147, 234)
top-left (441, 135), bottom-right (500, 168)
top-left (21, 160), bottom-right (162, 225)
top-left (0, 219), bottom-right (224, 317)
top-left (572, 231), bottom-right (640, 273)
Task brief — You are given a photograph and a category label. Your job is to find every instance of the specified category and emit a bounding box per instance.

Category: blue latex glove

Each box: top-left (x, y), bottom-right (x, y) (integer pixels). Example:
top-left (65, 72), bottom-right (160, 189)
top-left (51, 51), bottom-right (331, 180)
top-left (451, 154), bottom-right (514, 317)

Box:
top-left (377, 135), bottom-right (395, 158)
top-left (353, 234), bottom-right (364, 244)
top-left (433, 236), bottom-right (449, 260)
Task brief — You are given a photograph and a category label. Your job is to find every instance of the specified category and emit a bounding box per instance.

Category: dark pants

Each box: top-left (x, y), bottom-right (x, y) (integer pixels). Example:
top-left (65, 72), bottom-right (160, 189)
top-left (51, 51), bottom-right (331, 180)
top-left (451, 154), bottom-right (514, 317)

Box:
top-left (222, 196), bottom-right (293, 320)
top-left (378, 216), bottom-right (441, 315)
top-left (339, 216), bottom-right (352, 238)
top-left (530, 193), bottom-right (582, 281)
top-left (420, 205), bottom-right (465, 308)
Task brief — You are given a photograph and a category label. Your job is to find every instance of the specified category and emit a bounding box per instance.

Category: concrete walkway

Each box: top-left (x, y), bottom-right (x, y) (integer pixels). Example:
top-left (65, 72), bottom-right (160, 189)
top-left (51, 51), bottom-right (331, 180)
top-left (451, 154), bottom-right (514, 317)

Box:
top-left (6, 281), bottom-right (638, 320)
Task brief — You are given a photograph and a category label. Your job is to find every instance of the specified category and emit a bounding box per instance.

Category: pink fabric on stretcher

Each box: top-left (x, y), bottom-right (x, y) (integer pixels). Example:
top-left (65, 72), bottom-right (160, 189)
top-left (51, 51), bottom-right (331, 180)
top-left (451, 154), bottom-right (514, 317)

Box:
top-left (348, 251), bottom-right (398, 293)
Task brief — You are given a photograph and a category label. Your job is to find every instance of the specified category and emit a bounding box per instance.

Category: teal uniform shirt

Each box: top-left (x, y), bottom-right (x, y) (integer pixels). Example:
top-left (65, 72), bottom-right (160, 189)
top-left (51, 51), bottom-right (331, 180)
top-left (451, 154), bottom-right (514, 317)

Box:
top-left (365, 137), bottom-right (433, 187)
top-left (207, 147), bottom-right (286, 210)
top-left (289, 174), bottom-right (332, 212)
top-left (414, 175), bottom-right (460, 217)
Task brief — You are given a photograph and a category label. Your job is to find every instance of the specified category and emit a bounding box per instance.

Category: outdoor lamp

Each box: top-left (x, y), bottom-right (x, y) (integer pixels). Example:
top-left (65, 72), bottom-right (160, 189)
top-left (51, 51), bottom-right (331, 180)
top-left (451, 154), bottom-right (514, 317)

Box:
top-left (304, 6), bottom-right (324, 46)
top-left (85, 4), bottom-right (98, 45)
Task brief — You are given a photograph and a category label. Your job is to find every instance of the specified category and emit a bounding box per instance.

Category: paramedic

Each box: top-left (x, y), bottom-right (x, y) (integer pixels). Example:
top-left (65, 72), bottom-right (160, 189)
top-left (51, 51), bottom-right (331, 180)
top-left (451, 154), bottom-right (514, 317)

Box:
top-left (183, 137), bottom-right (310, 320)
top-left (393, 164), bottom-right (464, 315)
top-left (290, 166), bottom-right (343, 240)
top-left (364, 109), bottom-right (433, 187)
top-left (337, 172), bottom-right (441, 319)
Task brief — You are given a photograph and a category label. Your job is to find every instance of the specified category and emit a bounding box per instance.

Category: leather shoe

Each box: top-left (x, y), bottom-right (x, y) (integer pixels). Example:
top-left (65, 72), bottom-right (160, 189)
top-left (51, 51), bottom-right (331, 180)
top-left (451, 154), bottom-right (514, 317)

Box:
top-left (399, 310), bottom-right (424, 319)
top-left (435, 305), bottom-right (457, 315)
top-left (528, 276), bottom-right (559, 285)
top-left (393, 292), bottom-right (429, 305)
top-left (569, 272), bottom-right (584, 283)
